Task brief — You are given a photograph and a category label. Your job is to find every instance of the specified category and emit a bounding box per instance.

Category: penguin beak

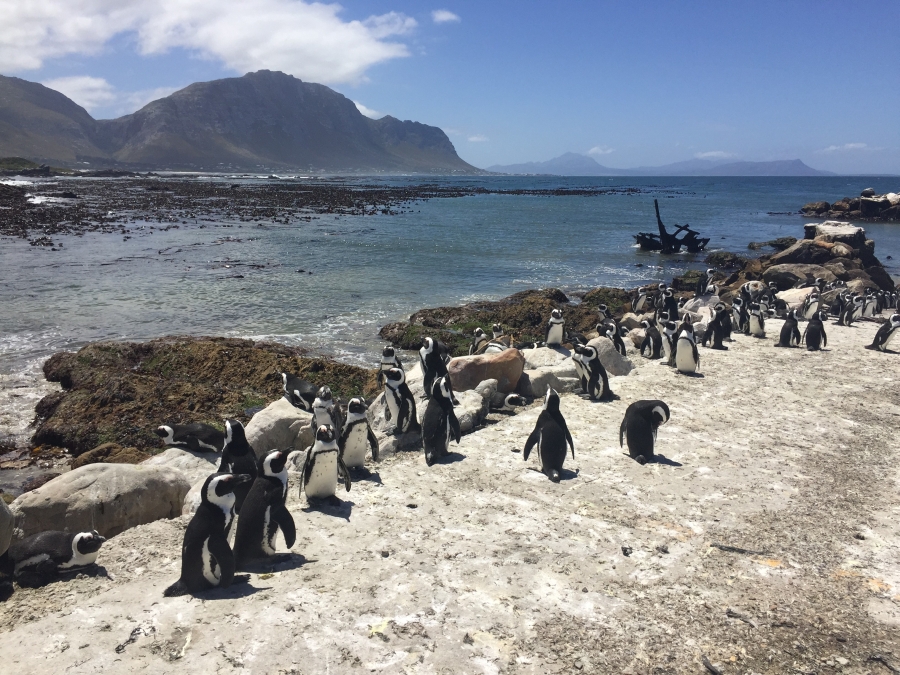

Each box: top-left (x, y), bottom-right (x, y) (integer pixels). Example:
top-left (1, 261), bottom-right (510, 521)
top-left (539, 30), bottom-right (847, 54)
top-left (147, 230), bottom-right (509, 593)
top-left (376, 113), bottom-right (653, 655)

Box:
top-left (95, 535), bottom-right (107, 544)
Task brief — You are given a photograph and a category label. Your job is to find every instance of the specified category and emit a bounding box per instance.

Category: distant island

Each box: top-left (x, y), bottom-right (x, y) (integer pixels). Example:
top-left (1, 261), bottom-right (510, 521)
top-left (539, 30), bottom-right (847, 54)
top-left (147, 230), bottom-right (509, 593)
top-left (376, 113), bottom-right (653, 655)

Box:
top-left (487, 152), bottom-right (835, 177)
top-left (0, 70), bottom-right (479, 174)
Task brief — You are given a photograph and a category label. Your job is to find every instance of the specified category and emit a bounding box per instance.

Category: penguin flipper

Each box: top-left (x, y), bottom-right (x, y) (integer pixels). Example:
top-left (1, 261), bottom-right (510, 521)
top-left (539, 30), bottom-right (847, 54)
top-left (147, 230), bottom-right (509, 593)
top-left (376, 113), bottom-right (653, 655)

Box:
top-left (301, 448), bottom-right (313, 494)
top-left (367, 427), bottom-right (380, 461)
top-left (619, 416), bottom-right (626, 448)
top-left (208, 532), bottom-right (236, 588)
top-left (272, 504), bottom-right (296, 549)
top-left (449, 411), bottom-right (462, 444)
top-left (338, 457), bottom-right (352, 492)
top-left (822, 329), bottom-right (827, 347)
top-left (523, 426), bottom-right (540, 461)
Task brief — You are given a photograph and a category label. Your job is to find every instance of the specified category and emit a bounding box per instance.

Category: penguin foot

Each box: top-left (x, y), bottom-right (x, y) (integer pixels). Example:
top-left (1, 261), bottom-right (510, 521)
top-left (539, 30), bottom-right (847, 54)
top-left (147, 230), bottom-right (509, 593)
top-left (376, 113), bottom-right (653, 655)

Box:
top-left (711, 345), bottom-right (728, 350)
top-left (326, 494), bottom-right (343, 507)
top-left (633, 455), bottom-right (648, 465)
top-left (548, 470), bottom-right (561, 483)
top-left (0, 580), bottom-right (13, 602)
top-left (232, 574), bottom-right (251, 586)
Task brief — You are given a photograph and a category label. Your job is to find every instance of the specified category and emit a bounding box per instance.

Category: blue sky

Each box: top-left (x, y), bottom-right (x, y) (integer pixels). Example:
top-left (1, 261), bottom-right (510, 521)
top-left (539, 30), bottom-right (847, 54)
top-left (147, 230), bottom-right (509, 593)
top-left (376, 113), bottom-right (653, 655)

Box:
top-left (3, 1), bottom-right (898, 173)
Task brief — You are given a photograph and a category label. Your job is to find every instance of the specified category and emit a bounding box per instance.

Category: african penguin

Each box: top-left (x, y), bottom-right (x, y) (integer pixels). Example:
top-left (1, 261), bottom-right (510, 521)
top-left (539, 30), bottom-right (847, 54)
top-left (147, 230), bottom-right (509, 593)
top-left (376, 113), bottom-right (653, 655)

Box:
top-left (422, 376), bottom-right (462, 466)
top-left (802, 310), bottom-right (829, 351)
top-left (695, 268), bottom-right (716, 297)
top-left (523, 388), bottom-right (575, 483)
top-left (339, 397), bottom-right (379, 468)
top-left (377, 347), bottom-right (403, 387)
top-left (701, 303), bottom-right (729, 350)
top-left (661, 320), bottom-right (678, 367)
top-left (865, 314), bottom-right (900, 352)
top-left (579, 344), bottom-right (616, 401)
top-left (601, 323), bottom-right (627, 356)
top-left (301, 425), bottom-right (351, 500)
top-left (491, 394), bottom-right (527, 413)
top-left (281, 372), bottom-right (316, 411)
top-left (774, 309), bottom-right (802, 348)
top-left (1, 530), bottom-right (105, 589)
top-left (640, 319), bottom-right (663, 359)
top-left (545, 309), bottom-right (565, 346)
top-left (632, 287), bottom-right (649, 313)
top-left (163, 473), bottom-right (252, 596)
top-left (419, 337), bottom-right (450, 400)
top-left (674, 322), bottom-right (700, 374)
top-left (801, 292), bottom-right (820, 320)
top-left (233, 450), bottom-right (296, 568)
top-left (469, 327), bottom-right (489, 355)
top-left (217, 419), bottom-right (258, 514)
top-left (312, 386), bottom-right (342, 432)
top-left (748, 302), bottom-right (766, 338)
top-left (619, 400), bottom-right (670, 465)
top-left (383, 367), bottom-right (422, 435)
top-left (661, 289), bottom-right (679, 322)
top-left (154, 423), bottom-right (225, 453)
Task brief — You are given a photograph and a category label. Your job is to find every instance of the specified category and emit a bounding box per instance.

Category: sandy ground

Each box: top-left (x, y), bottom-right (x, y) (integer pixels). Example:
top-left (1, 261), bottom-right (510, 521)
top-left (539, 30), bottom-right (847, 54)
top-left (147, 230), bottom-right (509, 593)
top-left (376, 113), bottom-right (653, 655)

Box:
top-left (1, 315), bottom-right (900, 674)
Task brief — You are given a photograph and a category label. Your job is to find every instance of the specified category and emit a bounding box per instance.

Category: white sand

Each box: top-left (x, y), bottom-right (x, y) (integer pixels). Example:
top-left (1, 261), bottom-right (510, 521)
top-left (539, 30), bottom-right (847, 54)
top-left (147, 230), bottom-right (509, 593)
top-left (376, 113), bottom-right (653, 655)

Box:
top-left (1, 316), bottom-right (899, 674)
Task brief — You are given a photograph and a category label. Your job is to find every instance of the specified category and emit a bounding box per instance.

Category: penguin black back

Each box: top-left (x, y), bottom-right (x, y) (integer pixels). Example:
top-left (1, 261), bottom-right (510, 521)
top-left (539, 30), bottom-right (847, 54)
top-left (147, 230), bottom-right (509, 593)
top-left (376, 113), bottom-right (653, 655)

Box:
top-left (775, 309), bottom-right (802, 348)
top-left (233, 450), bottom-right (296, 567)
top-left (619, 400), bottom-right (670, 465)
top-left (154, 423), bottom-right (225, 453)
top-left (3, 530), bottom-right (106, 589)
top-left (802, 310), bottom-right (829, 351)
top-left (422, 376), bottom-right (462, 466)
top-left (419, 337), bottom-right (450, 399)
top-left (523, 388), bottom-right (574, 482)
top-left (281, 372), bottom-right (316, 411)
top-left (218, 419), bottom-right (258, 513)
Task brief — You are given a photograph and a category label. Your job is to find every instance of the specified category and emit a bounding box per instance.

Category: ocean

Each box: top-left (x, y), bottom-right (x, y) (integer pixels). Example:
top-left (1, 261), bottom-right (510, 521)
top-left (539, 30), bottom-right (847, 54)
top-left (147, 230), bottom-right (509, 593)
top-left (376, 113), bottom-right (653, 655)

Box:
top-left (1, 174), bottom-right (899, 445)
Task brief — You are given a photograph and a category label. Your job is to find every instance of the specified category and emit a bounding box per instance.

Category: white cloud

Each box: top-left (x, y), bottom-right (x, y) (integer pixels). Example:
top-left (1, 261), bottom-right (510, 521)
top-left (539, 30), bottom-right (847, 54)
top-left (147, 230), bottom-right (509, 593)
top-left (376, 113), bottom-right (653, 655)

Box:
top-left (432, 9), bottom-right (460, 24)
top-left (819, 143), bottom-right (868, 153)
top-left (468, 134), bottom-right (488, 142)
top-left (588, 145), bottom-right (614, 156)
top-left (41, 76), bottom-right (116, 112)
top-left (353, 100), bottom-right (383, 119)
top-left (0, 1), bottom-right (416, 84)
top-left (694, 151), bottom-right (735, 159)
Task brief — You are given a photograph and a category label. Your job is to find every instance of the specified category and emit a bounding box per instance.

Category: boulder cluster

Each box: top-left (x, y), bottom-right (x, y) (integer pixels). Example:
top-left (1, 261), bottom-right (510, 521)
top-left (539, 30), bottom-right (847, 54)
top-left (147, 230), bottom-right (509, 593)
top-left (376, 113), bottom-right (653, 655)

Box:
top-left (802, 187), bottom-right (900, 222)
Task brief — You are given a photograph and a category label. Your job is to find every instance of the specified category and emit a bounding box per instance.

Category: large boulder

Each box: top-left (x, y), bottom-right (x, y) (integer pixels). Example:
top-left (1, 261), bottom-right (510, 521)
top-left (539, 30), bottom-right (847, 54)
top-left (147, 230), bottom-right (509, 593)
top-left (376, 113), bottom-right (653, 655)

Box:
top-left (803, 222), bottom-right (866, 248)
top-left (627, 328), bottom-right (646, 349)
top-left (801, 201), bottom-right (831, 214)
top-left (861, 197), bottom-right (891, 218)
top-left (71, 443), bottom-right (151, 469)
top-left (586, 337), bottom-right (634, 376)
top-left (619, 312), bottom-right (643, 330)
top-left (682, 295), bottom-right (720, 316)
top-left (768, 239), bottom-right (834, 266)
top-left (141, 447), bottom-right (219, 484)
top-left (182, 477), bottom-right (206, 517)
top-left (448, 349), bottom-right (525, 393)
top-left (448, 390), bottom-right (490, 434)
top-left (10, 464), bottom-right (190, 539)
top-left (0, 499), bottom-right (12, 557)
top-left (244, 397), bottom-right (314, 456)
top-left (776, 287), bottom-right (815, 308)
top-left (848, 278), bottom-right (880, 294)
top-left (521, 346), bottom-right (570, 369)
top-left (517, 368), bottom-right (581, 398)
top-left (866, 266), bottom-right (896, 291)
top-left (762, 264), bottom-right (837, 290)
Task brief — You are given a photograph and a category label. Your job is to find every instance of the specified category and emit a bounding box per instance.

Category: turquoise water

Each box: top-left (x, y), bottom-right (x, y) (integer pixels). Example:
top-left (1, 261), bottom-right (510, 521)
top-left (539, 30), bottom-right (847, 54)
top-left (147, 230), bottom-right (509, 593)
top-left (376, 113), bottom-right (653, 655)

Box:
top-left (2, 175), bottom-right (898, 375)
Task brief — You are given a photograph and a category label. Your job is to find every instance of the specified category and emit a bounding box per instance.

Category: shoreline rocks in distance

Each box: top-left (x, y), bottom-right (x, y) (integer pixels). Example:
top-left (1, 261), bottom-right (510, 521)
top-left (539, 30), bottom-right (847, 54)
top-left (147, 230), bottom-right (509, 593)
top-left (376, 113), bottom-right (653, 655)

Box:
top-left (801, 187), bottom-right (900, 222)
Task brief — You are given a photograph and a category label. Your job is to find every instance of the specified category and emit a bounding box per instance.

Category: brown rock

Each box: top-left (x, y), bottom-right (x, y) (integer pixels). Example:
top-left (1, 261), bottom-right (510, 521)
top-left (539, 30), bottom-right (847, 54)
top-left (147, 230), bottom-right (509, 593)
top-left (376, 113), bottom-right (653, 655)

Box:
top-left (801, 201), bottom-right (831, 214)
top-left (830, 242), bottom-right (854, 258)
top-left (865, 266), bottom-right (896, 292)
top-left (448, 349), bottom-right (525, 393)
top-left (71, 442), bottom-right (151, 469)
top-left (769, 239), bottom-right (835, 266)
top-left (762, 264), bottom-right (837, 290)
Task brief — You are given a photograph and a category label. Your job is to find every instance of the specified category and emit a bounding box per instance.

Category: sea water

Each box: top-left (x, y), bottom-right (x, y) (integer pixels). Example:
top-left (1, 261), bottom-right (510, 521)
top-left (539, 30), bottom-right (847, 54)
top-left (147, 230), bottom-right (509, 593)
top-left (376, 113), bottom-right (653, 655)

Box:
top-left (1, 175), bottom-right (898, 444)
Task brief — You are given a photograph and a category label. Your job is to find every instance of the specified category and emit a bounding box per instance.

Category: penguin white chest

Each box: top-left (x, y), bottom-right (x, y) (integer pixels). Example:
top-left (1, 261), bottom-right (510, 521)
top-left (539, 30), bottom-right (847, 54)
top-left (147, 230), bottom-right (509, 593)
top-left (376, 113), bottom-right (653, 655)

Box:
top-left (201, 538), bottom-right (221, 585)
top-left (385, 388), bottom-right (400, 421)
top-left (306, 452), bottom-right (338, 498)
top-left (749, 315), bottom-right (764, 336)
top-left (261, 507), bottom-right (277, 554)
top-left (547, 323), bottom-right (564, 345)
top-left (675, 339), bottom-right (697, 372)
top-left (342, 424), bottom-right (368, 467)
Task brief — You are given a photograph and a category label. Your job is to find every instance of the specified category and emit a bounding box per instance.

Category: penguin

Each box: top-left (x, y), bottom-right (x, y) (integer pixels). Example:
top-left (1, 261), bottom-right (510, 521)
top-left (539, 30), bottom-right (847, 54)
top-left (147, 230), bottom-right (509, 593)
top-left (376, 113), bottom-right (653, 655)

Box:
top-left (801, 292), bottom-right (820, 320)
top-left (383, 367), bottom-right (421, 435)
top-left (661, 289), bottom-right (679, 321)
top-left (865, 314), bottom-right (900, 352)
top-left (662, 320), bottom-right (679, 367)
top-left (863, 291), bottom-right (878, 318)
top-left (701, 303), bottom-right (729, 350)
top-left (601, 323), bottom-right (627, 356)
top-left (523, 388), bottom-right (575, 483)
top-left (640, 319), bottom-right (663, 359)
top-left (632, 287), bottom-right (649, 313)
top-left (233, 450), bottom-right (295, 568)
top-left (597, 304), bottom-right (613, 321)
top-left (695, 268), bottom-right (716, 297)
top-left (830, 290), bottom-right (848, 317)
top-left (571, 343), bottom-right (590, 393)
top-left (653, 283), bottom-right (668, 311)
top-left (839, 295), bottom-right (864, 326)
top-left (748, 302), bottom-right (766, 338)
top-left (490, 324), bottom-right (512, 347)
top-left (312, 386), bottom-right (342, 432)
top-left (422, 376), bottom-right (462, 466)
top-left (339, 397), bottom-right (379, 468)
top-left (674, 322), bottom-right (700, 374)
top-left (802, 310), bottom-right (829, 351)
top-left (469, 327), bottom-right (489, 355)
top-left (775, 309), bottom-right (802, 348)
top-left (1, 530), bottom-right (106, 589)
top-left (619, 400), bottom-right (670, 465)
top-left (545, 309), bottom-right (565, 346)
top-left (720, 300), bottom-right (734, 340)
top-left (491, 393), bottom-right (528, 413)
top-left (301, 425), bottom-right (351, 500)
top-left (217, 420), bottom-right (258, 514)
top-left (154, 423), bottom-right (225, 453)
top-left (579, 344), bottom-right (616, 401)
top-left (419, 337), bottom-right (450, 400)
top-left (731, 297), bottom-right (748, 334)
top-left (164, 473), bottom-right (252, 596)
top-left (377, 347), bottom-right (403, 387)
top-left (281, 372), bottom-right (316, 411)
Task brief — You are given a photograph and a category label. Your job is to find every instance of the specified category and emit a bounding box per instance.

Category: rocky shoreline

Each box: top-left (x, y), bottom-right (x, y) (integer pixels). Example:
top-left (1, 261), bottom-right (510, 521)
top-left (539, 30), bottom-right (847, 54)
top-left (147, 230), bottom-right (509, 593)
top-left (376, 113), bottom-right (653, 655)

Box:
top-left (802, 186), bottom-right (900, 222)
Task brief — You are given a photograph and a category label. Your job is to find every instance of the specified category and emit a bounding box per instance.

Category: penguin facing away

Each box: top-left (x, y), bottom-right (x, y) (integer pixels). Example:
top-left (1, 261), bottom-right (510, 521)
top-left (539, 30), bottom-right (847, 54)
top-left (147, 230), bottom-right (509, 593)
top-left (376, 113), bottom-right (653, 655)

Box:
top-left (523, 388), bottom-right (575, 483)
top-left (377, 347), bottom-right (403, 387)
top-left (155, 423), bottom-right (225, 453)
top-left (217, 420), bottom-right (258, 514)
top-left (701, 303), bottom-right (729, 350)
top-left (640, 319), bottom-right (663, 359)
top-left (571, 343), bottom-right (591, 393)
top-left (1, 530), bottom-right (106, 589)
top-left (619, 400), bottom-right (670, 465)
top-left (866, 314), bottom-right (900, 352)
top-left (419, 337), bottom-right (450, 400)
top-left (340, 397), bottom-right (379, 468)
top-left (545, 309), bottom-right (565, 346)
top-left (383, 367), bottom-right (421, 435)
top-left (233, 450), bottom-right (296, 568)
top-left (775, 309), bottom-right (802, 348)
top-left (422, 376), bottom-right (462, 466)
top-left (302, 425), bottom-right (351, 500)
top-left (281, 372), bottom-right (316, 411)
top-left (164, 473), bottom-right (253, 597)
top-left (802, 310), bottom-right (829, 351)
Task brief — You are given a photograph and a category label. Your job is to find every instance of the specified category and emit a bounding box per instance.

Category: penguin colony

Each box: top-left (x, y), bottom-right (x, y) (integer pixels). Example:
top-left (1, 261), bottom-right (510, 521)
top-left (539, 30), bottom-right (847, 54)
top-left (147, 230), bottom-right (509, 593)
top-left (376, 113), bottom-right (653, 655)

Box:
top-left (1, 269), bottom-right (895, 600)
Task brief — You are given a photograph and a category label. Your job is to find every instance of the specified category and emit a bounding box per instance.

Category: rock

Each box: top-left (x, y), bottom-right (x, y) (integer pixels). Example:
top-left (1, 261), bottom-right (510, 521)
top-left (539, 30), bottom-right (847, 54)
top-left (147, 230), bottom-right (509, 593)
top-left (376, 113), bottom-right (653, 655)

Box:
top-left (692, 321), bottom-right (708, 342)
top-left (473, 379), bottom-right (498, 403)
top-left (847, 278), bottom-right (880, 294)
top-left (885, 193), bottom-right (900, 206)
top-left (448, 349), bottom-right (525, 393)
top-left (861, 197), bottom-right (891, 218)
top-left (883, 205), bottom-right (900, 221)
top-left (861, 187), bottom-right (876, 197)
top-left (517, 369), bottom-right (581, 398)
top-left (865, 266), bottom-right (896, 291)
top-left (521, 346), bottom-right (571, 369)
top-left (10, 464), bottom-right (190, 539)
top-left (682, 295), bottom-right (720, 316)
top-left (830, 242), bottom-right (854, 258)
top-left (0, 499), bottom-right (12, 557)
top-left (768, 239), bottom-right (834, 266)
top-left (831, 201), bottom-right (849, 212)
top-left (450, 390), bottom-right (490, 434)
top-left (71, 443), bottom-right (151, 469)
top-left (586, 337), bottom-right (634, 376)
top-left (365, 393), bottom-right (422, 454)
top-left (244, 397), bottom-right (314, 456)
top-left (22, 474), bottom-right (61, 493)
top-left (705, 250), bottom-right (749, 268)
top-left (627, 328), bottom-right (646, 349)
top-left (140, 447), bottom-right (219, 484)
top-left (762, 264), bottom-right (837, 290)
top-left (776, 287), bottom-right (814, 308)
top-left (182, 477), bottom-right (205, 517)
top-left (803, 222), bottom-right (866, 247)
top-left (619, 313), bottom-right (643, 330)
top-left (801, 201), bottom-right (831, 214)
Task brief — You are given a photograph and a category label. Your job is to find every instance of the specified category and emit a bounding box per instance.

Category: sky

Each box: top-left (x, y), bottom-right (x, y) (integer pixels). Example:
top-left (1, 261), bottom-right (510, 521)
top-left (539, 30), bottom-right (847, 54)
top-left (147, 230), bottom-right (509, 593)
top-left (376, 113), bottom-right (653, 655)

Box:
top-left (1, 1), bottom-right (898, 174)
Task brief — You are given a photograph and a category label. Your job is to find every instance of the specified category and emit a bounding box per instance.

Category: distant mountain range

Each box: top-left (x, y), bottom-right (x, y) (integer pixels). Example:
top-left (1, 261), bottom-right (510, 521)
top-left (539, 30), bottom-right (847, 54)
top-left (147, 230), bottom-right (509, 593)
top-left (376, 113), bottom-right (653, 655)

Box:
top-left (0, 71), bottom-right (478, 173)
top-left (486, 152), bottom-right (835, 176)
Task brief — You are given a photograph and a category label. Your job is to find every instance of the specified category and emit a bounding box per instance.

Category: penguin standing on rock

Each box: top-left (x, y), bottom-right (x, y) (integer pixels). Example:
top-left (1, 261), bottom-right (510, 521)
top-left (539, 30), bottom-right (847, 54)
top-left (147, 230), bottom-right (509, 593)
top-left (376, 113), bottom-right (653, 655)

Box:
top-left (640, 319), bottom-right (663, 359)
top-left (545, 309), bottom-right (565, 346)
top-left (281, 372), bottom-right (316, 411)
top-left (340, 397), bottom-right (379, 469)
top-left (620, 400), bottom-right (670, 465)
top-left (155, 423), bottom-right (225, 453)
top-left (600, 323), bottom-right (627, 356)
top-left (866, 314), bottom-right (900, 352)
top-left (218, 420), bottom-right (258, 514)
top-left (523, 388), bottom-right (575, 483)
top-left (233, 450), bottom-right (295, 568)
top-left (803, 310), bottom-right (829, 351)
top-left (661, 289), bottom-right (679, 323)
top-left (775, 309), bottom-right (802, 348)
top-left (695, 268), bottom-right (716, 297)
top-left (419, 337), bottom-right (451, 400)
top-left (422, 376), bottom-right (461, 466)
top-left (301, 425), bottom-right (351, 501)
top-left (383, 367), bottom-right (421, 435)
top-left (377, 347), bottom-right (403, 387)
top-left (164, 473), bottom-right (252, 597)
top-left (1, 530), bottom-right (106, 590)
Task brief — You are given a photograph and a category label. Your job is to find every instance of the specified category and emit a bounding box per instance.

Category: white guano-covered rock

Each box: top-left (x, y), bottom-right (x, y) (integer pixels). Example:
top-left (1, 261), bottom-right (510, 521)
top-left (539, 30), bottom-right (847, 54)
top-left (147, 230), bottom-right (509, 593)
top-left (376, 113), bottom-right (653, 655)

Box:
top-left (586, 337), bottom-right (634, 377)
top-left (140, 447), bottom-right (219, 484)
top-left (245, 397), bottom-right (314, 456)
top-left (10, 464), bottom-right (190, 539)
top-left (521, 346), bottom-right (571, 369)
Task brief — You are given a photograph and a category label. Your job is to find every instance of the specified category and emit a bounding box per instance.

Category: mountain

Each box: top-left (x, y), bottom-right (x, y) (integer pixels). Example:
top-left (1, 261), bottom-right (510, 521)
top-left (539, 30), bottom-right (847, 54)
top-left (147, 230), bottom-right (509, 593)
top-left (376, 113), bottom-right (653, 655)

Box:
top-left (0, 71), bottom-right (478, 173)
top-left (487, 153), bottom-right (834, 176)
